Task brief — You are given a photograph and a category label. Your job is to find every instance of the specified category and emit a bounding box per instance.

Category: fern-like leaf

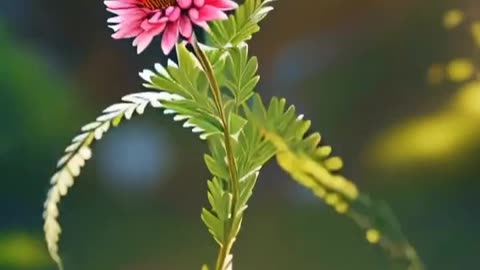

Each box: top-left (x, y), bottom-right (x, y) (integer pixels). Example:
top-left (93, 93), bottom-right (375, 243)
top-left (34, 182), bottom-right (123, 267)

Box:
top-left (250, 96), bottom-right (425, 270)
top-left (208, 0), bottom-right (276, 48)
top-left (140, 43), bottom-right (250, 140)
top-left (224, 44), bottom-right (260, 107)
top-left (43, 92), bottom-right (182, 269)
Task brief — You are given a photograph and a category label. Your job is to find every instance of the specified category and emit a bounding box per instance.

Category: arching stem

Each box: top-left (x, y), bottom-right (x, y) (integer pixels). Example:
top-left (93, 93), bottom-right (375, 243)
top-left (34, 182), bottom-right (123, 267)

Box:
top-left (191, 37), bottom-right (240, 270)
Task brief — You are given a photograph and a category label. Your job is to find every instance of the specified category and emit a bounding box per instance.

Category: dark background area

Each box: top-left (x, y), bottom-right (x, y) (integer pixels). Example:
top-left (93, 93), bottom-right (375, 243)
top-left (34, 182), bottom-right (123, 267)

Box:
top-left (1, 0), bottom-right (480, 269)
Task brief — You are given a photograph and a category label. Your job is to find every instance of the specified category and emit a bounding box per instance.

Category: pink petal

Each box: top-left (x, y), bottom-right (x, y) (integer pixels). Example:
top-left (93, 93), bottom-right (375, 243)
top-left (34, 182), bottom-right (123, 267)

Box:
top-left (194, 0), bottom-right (205, 8)
top-left (104, 0), bottom-right (137, 9)
top-left (105, 0), bottom-right (234, 55)
top-left (197, 5), bottom-right (228, 21)
top-left (133, 32), bottom-right (156, 54)
top-left (167, 7), bottom-right (181, 21)
top-left (161, 22), bottom-right (180, 54)
top-left (188, 8), bottom-right (199, 20)
top-left (112, 21), bottom-right (143, 39)
top-left (179, 15), bottom-right (193, 38)
top-left (204, 0), bottom-right (238, 10)
top-left (177, 0), bottom-right (193, 9)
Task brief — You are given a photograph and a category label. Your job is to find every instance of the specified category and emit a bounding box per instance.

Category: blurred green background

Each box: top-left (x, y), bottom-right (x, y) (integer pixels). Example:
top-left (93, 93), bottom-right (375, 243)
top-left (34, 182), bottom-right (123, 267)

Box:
top-left (1, 0), bottom-right (480, 269)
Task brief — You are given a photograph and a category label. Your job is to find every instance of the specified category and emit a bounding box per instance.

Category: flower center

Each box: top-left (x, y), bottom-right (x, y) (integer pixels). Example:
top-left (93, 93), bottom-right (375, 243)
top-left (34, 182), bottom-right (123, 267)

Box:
top-left (140, 0), bottom-right (176, 9)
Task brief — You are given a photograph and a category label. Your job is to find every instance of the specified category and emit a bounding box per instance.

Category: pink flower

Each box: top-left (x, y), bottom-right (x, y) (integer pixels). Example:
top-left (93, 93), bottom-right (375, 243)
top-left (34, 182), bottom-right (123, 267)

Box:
top-left (105, 0), bottom-right (238, 54)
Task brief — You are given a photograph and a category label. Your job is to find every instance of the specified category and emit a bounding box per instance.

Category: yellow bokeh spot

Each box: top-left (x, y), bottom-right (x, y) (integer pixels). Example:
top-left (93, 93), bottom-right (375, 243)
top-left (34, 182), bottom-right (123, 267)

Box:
top-left (370, 112), bottom-right (478, 166)
top-left (454, 80), bottom-right (480, 117)
top-left (366, 229), bottom-right (381, 244)
top-left (0, 232), bottom-right (50, 268)
top-left (444, 9), bottom-right (465, 29)
top-left (447, 58), bottom-right (475, 82)
top-left (472, 21), bottom-right (480, 48)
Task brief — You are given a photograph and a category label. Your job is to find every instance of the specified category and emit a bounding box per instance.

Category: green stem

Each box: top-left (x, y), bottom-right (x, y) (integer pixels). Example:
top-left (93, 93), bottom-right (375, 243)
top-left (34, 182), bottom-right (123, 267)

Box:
top-left (191, 37), bottom-right (240, 270)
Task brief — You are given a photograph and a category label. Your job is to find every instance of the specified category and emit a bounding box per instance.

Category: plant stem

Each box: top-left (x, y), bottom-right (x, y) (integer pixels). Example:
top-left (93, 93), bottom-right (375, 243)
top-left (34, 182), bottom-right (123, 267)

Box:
top-left (191, 37), bottom-right (240, 270)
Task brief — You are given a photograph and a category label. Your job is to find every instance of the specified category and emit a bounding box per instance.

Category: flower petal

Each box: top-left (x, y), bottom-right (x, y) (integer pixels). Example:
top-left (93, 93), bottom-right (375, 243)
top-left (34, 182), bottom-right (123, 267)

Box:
top-left (134, 32), bottom-right (155, 54)
top-left (179, 15), bottom-right (193, 38)
top-left (162, 22), bottom-right (180, 54)
top-left (205, 0), bottom-right (238, 10)
top-left (178, 0), bottom-right (193, 9)
top-left (197, 5), bottom-right (228, 21)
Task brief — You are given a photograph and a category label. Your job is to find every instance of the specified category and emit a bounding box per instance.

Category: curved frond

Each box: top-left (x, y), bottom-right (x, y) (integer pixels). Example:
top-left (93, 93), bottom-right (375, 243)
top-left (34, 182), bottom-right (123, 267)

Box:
top-left (249, 96), bottom-right (425, 270)
top-left (43, 92), bottom-right (182, 269)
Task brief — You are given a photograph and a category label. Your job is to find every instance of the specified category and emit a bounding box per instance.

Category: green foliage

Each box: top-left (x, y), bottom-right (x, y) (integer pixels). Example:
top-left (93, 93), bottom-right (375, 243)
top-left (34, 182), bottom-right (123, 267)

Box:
top-left (249, 96), bottom-right (424, 270)
top-left (43, 1), bottom-right (425, 270)
top-left (208, 0), bottom-right (275, 48)
top-left (143, 43), bottom-right (223, 139)
top-left (224, 45), bottom-right (260, 107)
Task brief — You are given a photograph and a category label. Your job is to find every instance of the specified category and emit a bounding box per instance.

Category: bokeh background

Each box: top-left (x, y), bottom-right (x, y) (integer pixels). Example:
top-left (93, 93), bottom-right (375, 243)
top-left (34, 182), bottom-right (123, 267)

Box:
top-left (1, 0), bottom-right (480, 269)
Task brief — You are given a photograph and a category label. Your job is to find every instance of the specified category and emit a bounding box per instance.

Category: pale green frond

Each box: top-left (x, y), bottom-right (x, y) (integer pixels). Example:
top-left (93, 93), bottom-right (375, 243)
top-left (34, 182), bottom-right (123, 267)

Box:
top-left (252, 97), bottom-right (424, 269)
top-left (43, 92), bottom-right (182, 270)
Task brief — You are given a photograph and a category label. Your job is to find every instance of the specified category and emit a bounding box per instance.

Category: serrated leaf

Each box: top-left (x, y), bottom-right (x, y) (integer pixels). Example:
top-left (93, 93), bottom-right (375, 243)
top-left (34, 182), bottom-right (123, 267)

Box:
top-left (237, 172), bottom-right (258, 214)
top-left (252, 97), bottom-right (424, 268)
top-left (204, 154), bottom-right (230, 180)
top-left (201, 208), bottom-right (224, 244)
top-left (229, 112), bottom-right (248, 137)
top-left (217, 192), bottom-right (233, 221)
top-left (224, 45), bottom-right (260, 106)
top-left (208, 0), bottom-right (276, 48)
top-left (44, 92), bottom-right (176, 269)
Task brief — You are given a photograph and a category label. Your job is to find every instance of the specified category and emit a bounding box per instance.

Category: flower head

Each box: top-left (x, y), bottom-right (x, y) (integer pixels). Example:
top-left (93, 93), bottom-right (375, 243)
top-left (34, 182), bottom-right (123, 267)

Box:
top-left (105, 0), bottom-right (238, 54)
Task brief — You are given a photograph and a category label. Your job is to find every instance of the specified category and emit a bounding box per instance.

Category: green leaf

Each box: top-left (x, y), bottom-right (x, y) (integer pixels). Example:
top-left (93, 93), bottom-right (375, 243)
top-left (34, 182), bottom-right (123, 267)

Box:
top-left (208, 0), bottom-right (276, 48)
top-left (237, 94), bottom-right (311, 176)
top-left (229, 112), bottom-right (248, 138)
top-left (201, 208), bottom-right (224, 244)
top-left (142, 44), bottom-right (232, 141)
top-left (204, 154), bottom-right (230, 180)
top-left (252, 96), bottom-right (424, 269)
top-left (207, 177), bottom-right (226, 214)
top-left (203, 178), bottom-right (233, 245)
top-left (217, 192), bottom-right (233, 221)
top-left (224, 45), bottom-right (260, 106)
top-left (143, 43), bottom-right (210, 103)
top-left (237, 172), bottom-right (258, 214)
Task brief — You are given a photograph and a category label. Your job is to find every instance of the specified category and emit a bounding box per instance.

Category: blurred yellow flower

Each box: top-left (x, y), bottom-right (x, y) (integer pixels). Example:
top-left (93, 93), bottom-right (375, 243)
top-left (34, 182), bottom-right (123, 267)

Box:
top-left (454, 81), bottom-right (480, 117)
top-left (444, 9), bottom-right (465, 29)
top-left (447, 58), bottom-right (475, 82)
top-left (369, 80), bottom-right (480, 168)
top-left (366, 229), bottom-right (381, 244)
top-left (471, 21), bottom-right (480, 47)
